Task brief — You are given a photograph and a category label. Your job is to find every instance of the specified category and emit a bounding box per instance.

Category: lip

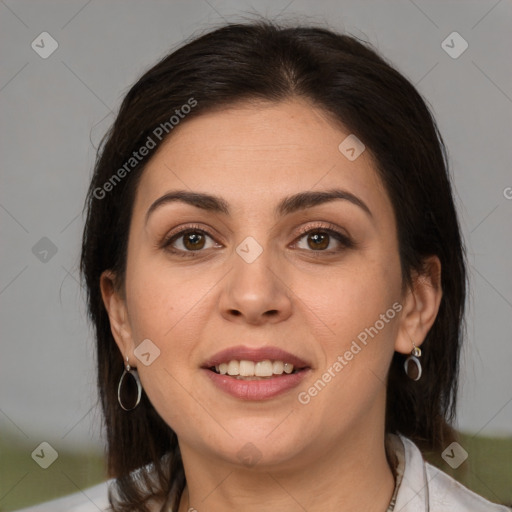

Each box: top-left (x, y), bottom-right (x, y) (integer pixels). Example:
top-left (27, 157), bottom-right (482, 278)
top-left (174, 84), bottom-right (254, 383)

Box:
top-left (203, 367), bottom-right (311, 400)
top-left (201, 345), bottom-right (311, 401)
top-left (202, 345), bottom-right (310, 369)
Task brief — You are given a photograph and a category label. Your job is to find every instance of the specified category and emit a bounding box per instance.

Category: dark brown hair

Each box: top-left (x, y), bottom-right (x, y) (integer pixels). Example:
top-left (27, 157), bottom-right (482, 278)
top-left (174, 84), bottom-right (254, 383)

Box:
top-left (80, 19), bottom-right (467, 512)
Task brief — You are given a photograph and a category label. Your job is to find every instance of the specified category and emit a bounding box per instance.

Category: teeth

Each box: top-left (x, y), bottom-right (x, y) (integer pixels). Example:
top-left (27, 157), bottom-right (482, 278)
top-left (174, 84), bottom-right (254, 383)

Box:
top-left (272, 361), bottom-right (284, 375)
top-left (227, 360), bottom-right (239, 376)
top-left (255, 360), bottom-right (273, 377)
top-left (212, 359), bottom-right (296, 377)
top-left (239, 360), bottom-right (255, 376)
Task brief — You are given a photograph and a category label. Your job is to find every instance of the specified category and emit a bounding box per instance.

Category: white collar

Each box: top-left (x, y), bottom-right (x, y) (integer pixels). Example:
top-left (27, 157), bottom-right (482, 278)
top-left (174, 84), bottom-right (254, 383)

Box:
top-left (390, 433), bottom-right (430, 511)
top-left (390, 433), bottom-right (509, 512)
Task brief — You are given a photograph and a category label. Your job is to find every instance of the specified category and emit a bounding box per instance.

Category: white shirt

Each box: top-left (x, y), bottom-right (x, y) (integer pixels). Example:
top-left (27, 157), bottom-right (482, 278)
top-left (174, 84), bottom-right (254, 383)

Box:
top-left (15, 433), bottom-right (510, 511)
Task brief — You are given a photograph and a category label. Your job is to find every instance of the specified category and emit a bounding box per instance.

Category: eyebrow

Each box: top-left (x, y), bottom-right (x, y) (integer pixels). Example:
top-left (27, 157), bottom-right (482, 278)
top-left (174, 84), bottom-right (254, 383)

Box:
top-left (145, 188), bottom-right (372, 225)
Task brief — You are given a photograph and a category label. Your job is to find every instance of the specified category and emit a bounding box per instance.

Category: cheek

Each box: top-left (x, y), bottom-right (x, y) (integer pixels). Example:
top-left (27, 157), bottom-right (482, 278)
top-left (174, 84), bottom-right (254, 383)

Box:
top-left (303, 254), bottom-right (401, 332)
top-left (296, 252), bottom-right (402, 389)
top-left (124, 257), bottom-right (221, 373)
top-left (125, 253), bottom-right (191, 339)
top-left (124, 264), bottom-right (211, 430)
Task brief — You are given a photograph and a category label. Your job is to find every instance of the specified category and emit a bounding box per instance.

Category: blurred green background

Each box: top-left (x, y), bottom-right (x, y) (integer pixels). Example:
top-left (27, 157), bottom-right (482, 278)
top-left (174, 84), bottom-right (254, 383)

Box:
top-left (1, 430), bottom-right (511, 510)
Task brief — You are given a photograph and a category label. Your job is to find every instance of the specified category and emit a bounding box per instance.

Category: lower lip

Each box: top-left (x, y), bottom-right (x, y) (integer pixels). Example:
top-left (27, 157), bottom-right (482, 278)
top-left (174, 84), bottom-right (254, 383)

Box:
top-left (203, 368), bottom-right (310, 400)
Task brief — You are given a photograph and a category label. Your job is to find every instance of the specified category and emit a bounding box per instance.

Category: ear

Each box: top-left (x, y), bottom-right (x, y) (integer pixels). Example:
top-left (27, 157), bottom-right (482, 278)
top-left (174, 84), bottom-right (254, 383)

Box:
top-left (100, 270), bottom-right (135, 361)
top-left (395, 255), bottom-right (443, 354)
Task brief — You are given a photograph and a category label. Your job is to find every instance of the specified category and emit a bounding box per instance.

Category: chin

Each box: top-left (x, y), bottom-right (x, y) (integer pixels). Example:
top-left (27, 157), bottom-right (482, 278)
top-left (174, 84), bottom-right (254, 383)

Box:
top-left (211, 423), bottom-right (309, 469)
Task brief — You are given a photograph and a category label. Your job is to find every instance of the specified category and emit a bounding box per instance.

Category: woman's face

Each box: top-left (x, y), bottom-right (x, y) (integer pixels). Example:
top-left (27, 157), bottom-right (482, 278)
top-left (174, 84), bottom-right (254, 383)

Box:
top-left (104, 98), bottom-right (411, 470)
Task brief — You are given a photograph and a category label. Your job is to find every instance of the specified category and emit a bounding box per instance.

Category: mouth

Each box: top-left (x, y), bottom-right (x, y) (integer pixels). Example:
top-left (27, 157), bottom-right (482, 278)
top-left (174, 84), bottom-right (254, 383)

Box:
top-left (201, 345), bottom-right (311, 400)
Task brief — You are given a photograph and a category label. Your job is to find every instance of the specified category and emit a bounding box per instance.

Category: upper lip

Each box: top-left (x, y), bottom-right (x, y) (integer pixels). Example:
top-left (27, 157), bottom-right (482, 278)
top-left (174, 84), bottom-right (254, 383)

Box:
top-left (202, 345), bottom-right (311, 369)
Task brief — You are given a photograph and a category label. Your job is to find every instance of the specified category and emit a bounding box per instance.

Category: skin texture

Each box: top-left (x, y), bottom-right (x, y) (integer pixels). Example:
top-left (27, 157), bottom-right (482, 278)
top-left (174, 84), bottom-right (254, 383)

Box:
top-left (101, 98), bottom-right (442, 512)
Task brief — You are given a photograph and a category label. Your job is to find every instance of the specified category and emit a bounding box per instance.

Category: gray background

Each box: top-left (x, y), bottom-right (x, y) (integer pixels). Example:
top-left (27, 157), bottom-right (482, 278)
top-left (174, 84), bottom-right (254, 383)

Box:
top-left (1, 0), bottom-right (511, 456)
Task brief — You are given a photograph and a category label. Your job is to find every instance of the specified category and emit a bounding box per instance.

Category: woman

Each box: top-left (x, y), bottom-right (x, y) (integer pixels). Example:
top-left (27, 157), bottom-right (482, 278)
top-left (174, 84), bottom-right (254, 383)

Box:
top-left (18, 20), bottom-right (510, 512)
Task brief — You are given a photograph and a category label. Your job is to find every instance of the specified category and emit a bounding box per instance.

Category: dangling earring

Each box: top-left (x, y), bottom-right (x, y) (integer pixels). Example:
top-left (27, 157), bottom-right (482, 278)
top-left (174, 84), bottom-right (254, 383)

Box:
top-left (404, 342), bottom-right (422, 381)
top-left (117, 356), bottom-right (142, 411)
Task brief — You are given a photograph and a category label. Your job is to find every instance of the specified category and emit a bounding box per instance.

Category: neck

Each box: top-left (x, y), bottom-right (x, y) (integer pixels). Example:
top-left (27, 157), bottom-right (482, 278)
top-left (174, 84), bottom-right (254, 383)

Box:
top-left (176, 409), bottom-right (395, 512)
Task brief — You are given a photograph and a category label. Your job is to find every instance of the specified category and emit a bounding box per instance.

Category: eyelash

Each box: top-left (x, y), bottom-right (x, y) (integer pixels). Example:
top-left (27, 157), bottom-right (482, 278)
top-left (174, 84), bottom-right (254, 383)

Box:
top-left (160, 222), bottom-right (354, 257)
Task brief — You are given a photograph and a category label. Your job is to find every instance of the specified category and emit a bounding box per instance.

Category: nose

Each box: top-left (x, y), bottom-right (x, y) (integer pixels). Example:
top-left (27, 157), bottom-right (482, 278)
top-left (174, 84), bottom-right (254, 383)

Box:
top-left (218, 242), bottom-right (293, 326)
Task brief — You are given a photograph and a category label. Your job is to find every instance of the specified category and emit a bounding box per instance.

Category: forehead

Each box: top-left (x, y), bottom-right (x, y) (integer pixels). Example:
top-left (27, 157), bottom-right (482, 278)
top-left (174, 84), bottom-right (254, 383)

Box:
top-left (133, 99), bottom-right (389, 218)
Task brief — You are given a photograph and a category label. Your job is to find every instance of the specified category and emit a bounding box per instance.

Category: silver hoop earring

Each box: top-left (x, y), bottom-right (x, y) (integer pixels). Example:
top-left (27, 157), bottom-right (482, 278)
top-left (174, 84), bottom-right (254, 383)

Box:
top-left (117, 356), bottom-right (142, 411)
top-left (404, 344), bottom-right (422, 381)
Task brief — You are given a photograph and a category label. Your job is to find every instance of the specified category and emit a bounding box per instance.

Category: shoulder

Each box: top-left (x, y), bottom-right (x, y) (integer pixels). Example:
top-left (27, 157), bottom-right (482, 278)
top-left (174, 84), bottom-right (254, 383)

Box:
top-left (425, 460), bottom-right (511, 511)
top-left (12, 480), bottom-right (113, 512)
top-left (394, 433), bottom-right (511, 512)
top-left (12, 477), bottom-right (167, 512)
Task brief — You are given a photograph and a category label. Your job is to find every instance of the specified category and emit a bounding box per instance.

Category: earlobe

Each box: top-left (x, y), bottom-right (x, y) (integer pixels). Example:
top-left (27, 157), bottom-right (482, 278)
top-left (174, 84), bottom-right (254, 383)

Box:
top-left (100, 270), bottom-right (133, 357)
top-left (395, 256), bottom-right (442, 354)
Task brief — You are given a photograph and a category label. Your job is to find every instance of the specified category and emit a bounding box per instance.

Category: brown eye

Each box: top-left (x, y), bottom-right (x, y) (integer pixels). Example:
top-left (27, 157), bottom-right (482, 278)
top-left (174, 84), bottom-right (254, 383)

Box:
top-left (295, 227), bottom-right (353, 253)
top-left (162, 227), bottom-right (219, 256)
top-left (306, 232), bottom-right (330, 250)
top-left (182, 231), bottom-right (206, 251)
